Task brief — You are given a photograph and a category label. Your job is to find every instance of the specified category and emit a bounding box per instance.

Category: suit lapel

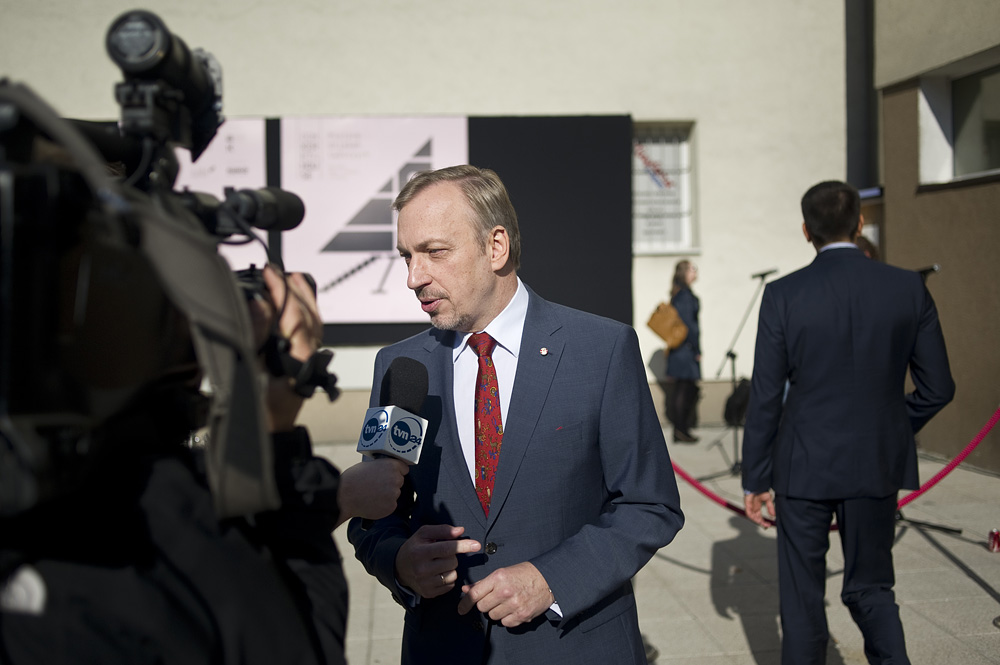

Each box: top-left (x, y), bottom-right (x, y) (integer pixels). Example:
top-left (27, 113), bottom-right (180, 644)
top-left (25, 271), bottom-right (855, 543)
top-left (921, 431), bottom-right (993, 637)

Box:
top-left (487, 295), bottom-right (564, 527)
top-left (422, 334), bottom-right (487, 526)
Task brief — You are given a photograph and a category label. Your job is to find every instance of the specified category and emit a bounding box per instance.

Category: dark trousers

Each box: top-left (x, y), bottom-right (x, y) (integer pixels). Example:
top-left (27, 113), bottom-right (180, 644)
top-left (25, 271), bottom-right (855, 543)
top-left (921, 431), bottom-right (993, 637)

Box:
top-left (776, 494), bottom-right (908, 665)
top-left (665, 379), bottom-right (698, 434)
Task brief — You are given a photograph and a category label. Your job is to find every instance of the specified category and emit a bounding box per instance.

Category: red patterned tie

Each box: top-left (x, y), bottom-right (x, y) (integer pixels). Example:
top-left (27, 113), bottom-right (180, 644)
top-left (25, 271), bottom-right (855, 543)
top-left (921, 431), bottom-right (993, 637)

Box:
top-left (469, 332), bottom-right (503, 516)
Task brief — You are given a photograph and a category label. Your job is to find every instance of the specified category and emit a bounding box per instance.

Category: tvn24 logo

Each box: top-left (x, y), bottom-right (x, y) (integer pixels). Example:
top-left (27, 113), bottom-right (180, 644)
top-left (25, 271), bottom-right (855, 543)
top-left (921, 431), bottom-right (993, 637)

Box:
top-left (359, 410), bottom-right (390, 449)
top-left (389, 416), bottom-right (423, 455)
top-left (359, 407), bottom-right (424, 457)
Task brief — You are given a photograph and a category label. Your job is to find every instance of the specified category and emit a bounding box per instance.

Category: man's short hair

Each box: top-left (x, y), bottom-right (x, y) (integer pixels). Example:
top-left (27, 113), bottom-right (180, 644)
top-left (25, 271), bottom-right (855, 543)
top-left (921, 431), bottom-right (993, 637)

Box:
top-left (801, 180), bottom-right (861, 246)
top-left (393, 165), bottom-right (522, 270)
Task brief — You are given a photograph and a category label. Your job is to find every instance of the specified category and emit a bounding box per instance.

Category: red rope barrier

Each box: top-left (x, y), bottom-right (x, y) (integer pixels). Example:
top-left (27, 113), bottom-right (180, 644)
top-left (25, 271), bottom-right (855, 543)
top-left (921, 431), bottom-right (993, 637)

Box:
top-left (898, 405), bottom-right (1000, 508)
top-left (670, 461), bottom-right (775, 526)
top-left (671, 462), bottom-right (745, 514)
top-left (672, 405), bottom-right (1000, 526)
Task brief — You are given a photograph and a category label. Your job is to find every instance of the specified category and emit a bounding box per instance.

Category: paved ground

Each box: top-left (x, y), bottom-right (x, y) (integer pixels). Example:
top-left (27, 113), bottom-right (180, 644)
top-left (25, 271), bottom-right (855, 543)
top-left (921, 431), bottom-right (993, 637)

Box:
top-left (316, 424), bottom-right (1000, 664)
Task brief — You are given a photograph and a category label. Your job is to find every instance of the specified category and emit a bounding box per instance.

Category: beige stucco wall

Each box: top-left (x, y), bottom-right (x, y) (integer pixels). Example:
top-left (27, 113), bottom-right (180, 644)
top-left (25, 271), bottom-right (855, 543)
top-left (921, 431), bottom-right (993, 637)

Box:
top-left (1, 1), bottom-right (846, 424)
top-left (875, 0), bottom-right (1000, 87)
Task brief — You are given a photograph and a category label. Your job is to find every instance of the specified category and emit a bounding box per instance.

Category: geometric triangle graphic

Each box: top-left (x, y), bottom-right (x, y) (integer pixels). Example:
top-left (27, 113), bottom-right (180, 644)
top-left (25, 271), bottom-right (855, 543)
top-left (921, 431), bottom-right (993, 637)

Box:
top-left (317, 139), bottom-right (433, 294)
top-left (321, 140), bottom-right (432, 253)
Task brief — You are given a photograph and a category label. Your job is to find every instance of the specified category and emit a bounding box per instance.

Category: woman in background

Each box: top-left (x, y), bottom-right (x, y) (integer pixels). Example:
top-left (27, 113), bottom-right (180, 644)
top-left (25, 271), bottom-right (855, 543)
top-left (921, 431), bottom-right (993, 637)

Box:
top-left (666, 259), bottom-right (701, 442)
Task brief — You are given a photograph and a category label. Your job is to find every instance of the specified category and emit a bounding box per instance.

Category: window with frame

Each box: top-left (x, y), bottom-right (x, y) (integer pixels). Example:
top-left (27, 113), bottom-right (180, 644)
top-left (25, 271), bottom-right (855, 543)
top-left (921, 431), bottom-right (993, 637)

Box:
top-left (632, 123), bottom-right (695, 255)
top-left (953, 63), bottom-right (1000, 177)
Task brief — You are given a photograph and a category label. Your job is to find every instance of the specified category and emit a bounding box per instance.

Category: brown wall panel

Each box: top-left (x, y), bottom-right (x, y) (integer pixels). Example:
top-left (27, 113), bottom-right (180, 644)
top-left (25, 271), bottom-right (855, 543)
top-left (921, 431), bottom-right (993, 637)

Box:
top-left (882, 84), bottom-right (1000, 474)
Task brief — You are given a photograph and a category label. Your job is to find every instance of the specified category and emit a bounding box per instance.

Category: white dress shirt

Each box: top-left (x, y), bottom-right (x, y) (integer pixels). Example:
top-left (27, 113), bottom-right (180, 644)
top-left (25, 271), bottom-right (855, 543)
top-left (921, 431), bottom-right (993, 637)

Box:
top-left (452, 278), bottom-right (529, 481)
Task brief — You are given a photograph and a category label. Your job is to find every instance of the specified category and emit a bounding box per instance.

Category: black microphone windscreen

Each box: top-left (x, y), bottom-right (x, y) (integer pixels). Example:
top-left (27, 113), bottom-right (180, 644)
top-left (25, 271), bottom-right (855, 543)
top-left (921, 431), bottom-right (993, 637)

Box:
top-left (255, 187), bottom-right (305, 231)
top-left (379, 357), bottom-right (429, 414)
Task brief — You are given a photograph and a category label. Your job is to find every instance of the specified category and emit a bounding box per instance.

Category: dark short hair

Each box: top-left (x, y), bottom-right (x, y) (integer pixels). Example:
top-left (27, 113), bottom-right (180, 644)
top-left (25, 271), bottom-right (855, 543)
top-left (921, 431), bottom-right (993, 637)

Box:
top-left (801, 180), bottom-right (860, 246)
top-left (393, 165), bottom-right (521, 270)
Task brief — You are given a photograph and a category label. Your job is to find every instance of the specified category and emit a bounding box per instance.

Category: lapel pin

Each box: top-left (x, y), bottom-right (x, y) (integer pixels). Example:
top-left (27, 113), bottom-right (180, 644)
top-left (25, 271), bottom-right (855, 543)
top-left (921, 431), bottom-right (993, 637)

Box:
top-left (539, 347), bottom-right (549, 356)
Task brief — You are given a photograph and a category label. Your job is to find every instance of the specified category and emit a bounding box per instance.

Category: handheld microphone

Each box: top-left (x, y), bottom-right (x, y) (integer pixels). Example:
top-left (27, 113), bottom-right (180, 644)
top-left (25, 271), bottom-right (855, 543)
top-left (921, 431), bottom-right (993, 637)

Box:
top-left (917, 264), bottom-right (941, 277)
top-left (356, 356), bottom-right (429, 465)
top-left (751, 268), bottom-right (779, 279)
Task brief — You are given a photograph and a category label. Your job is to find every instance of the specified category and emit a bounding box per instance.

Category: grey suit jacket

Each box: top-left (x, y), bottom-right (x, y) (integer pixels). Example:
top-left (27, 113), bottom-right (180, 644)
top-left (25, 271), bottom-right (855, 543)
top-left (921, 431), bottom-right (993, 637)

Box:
top-left (349, 286), bottom-right (683, 665)
top-left (741, 247), bottom-right (955, 499)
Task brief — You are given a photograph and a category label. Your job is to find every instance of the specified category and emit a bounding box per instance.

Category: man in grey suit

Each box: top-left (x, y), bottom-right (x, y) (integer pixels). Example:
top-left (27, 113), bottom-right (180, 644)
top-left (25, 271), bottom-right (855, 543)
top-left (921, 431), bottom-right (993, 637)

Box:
top-left (741, 181), bottom-right (955, 664)
top-left (348, 165), bottom-right (684, 664)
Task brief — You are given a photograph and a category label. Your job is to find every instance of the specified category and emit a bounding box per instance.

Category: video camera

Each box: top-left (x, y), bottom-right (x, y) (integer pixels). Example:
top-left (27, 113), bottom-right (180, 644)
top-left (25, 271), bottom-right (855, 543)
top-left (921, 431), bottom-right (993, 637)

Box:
top-left (0, 10), bottom-right (334, 520)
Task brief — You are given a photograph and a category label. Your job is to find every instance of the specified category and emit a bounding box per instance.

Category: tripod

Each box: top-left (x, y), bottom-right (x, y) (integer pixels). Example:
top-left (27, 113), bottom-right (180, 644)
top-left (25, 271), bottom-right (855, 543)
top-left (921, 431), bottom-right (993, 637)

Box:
top-left (699, 270), bottom-right (772, 481)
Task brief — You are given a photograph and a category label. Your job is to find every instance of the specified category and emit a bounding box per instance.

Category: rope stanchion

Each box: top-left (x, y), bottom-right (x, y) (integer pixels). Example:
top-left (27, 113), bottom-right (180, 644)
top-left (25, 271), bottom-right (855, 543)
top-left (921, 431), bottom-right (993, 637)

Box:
top-left (672, 405), bottom-right (1000, 529)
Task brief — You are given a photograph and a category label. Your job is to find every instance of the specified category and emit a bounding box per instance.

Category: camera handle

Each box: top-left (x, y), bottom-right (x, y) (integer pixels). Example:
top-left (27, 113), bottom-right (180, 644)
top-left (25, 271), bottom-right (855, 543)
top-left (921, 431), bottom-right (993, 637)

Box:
top-left (261, 335), bottom-right (340, 402)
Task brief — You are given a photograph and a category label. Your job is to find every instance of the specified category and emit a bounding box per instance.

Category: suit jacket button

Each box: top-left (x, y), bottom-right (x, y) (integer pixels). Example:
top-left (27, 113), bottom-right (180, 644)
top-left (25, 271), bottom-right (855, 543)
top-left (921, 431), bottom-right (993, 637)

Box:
top-left (485, 542), bottom-right (498, 555)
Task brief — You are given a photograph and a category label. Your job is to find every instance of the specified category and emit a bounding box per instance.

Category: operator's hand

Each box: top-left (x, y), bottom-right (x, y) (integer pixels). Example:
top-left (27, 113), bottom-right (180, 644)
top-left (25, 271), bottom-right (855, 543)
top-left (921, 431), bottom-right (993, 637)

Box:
top-left (249, 264), bottom-right (323, 432)
top-left (335, 457), bottom-right (409, 528)
top-left (744, 490), bottom-right (776, 528)
top-left (395, 525), bottom-right (481, 599)
top-left (457, 562), bottom-right (554, 628)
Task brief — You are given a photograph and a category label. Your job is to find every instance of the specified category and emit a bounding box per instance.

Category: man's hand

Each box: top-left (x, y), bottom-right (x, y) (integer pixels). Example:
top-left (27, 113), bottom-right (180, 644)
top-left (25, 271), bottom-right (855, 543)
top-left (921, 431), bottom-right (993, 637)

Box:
top-left (395, 525), bottom-right (481, 599)
top-left (335, 458), bottom-right (409, 528)
top-left (457, 562), bottom-right (554, 628)
top-left (744, 490), bottom-right (776, 528)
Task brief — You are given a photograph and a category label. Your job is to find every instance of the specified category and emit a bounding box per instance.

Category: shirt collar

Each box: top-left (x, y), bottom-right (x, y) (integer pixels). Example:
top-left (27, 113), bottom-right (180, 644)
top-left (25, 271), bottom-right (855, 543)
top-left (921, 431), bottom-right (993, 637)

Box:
top-left (820, 241), bottom-right (859, 253)
top-left (453, 277), bottom-right (528, 363)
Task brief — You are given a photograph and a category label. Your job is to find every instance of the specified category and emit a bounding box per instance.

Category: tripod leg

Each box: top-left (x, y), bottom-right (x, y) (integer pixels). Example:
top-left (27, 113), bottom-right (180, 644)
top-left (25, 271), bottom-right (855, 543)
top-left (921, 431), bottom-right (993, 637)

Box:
top-left (895, 510), bottom-right (963, 535)
top-left (731, 426), bottom-right (742, 474)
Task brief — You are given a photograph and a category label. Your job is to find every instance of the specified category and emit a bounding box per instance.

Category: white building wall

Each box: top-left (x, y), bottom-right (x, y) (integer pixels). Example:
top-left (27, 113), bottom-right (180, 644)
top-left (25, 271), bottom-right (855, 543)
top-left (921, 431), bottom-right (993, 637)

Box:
top-left (1, 0), bottom-right (844, 392)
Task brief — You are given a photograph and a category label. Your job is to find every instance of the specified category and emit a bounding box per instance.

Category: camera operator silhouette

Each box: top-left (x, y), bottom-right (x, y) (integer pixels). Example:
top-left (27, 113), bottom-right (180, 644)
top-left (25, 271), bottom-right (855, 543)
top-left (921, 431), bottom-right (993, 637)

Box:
top-left (0, 11), bottom-right (406, 664)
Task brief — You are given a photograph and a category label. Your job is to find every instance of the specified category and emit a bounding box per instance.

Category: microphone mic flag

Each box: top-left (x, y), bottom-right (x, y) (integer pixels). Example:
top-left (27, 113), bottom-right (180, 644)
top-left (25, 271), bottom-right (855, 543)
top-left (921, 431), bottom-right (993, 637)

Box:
top-left (356, 357), bottom-right (429, 465)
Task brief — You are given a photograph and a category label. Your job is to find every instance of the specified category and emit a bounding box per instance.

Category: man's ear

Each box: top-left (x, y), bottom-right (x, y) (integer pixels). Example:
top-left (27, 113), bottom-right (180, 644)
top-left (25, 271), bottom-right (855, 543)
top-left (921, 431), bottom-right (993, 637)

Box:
top-left (488, 226), bottom-right (511, 272)
top-left (802, 222), bottom-right (812, 243)
top-left (854, 214), bottom-right (865, 239)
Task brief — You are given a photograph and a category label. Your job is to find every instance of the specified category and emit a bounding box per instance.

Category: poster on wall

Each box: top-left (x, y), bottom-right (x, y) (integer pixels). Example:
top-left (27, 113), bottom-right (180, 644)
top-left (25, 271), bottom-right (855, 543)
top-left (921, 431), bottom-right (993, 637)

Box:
top-left (279, 116), bottom-right (468, 324)
top-left (632, 129), bottom-right (693, 255)
top-left (173, 117), bottom-right (271, 271)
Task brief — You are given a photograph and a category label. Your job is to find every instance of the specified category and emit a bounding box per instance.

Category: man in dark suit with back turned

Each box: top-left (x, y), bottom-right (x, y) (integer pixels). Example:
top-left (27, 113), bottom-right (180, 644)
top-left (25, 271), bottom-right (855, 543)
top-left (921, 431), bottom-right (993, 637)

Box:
top-left (741, 181), bottom-right (955, 664)
top-left (348, 165), bottom-right (683, 664)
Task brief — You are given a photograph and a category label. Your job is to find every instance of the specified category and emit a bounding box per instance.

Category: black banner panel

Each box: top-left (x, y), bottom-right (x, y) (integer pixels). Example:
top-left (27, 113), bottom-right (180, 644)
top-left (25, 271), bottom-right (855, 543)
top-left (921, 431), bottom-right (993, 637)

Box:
top-left (322, 115), bottom-right (633, 345)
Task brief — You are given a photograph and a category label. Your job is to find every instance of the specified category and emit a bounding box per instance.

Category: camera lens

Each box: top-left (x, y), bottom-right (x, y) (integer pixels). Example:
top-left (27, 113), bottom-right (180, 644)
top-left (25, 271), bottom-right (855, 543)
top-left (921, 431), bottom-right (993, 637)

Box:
top-left (106, 11), bottom-right (170, 74)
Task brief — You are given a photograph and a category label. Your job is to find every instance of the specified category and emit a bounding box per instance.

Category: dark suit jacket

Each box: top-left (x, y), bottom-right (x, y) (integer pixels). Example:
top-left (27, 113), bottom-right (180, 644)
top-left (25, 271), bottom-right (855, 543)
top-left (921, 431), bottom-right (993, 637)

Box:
top-left (666, 287), bottom-right (701, 380)
top-left (348, 286), bottom-right (684, 665)
top-left (741, 247), bottom-right (954, 499)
